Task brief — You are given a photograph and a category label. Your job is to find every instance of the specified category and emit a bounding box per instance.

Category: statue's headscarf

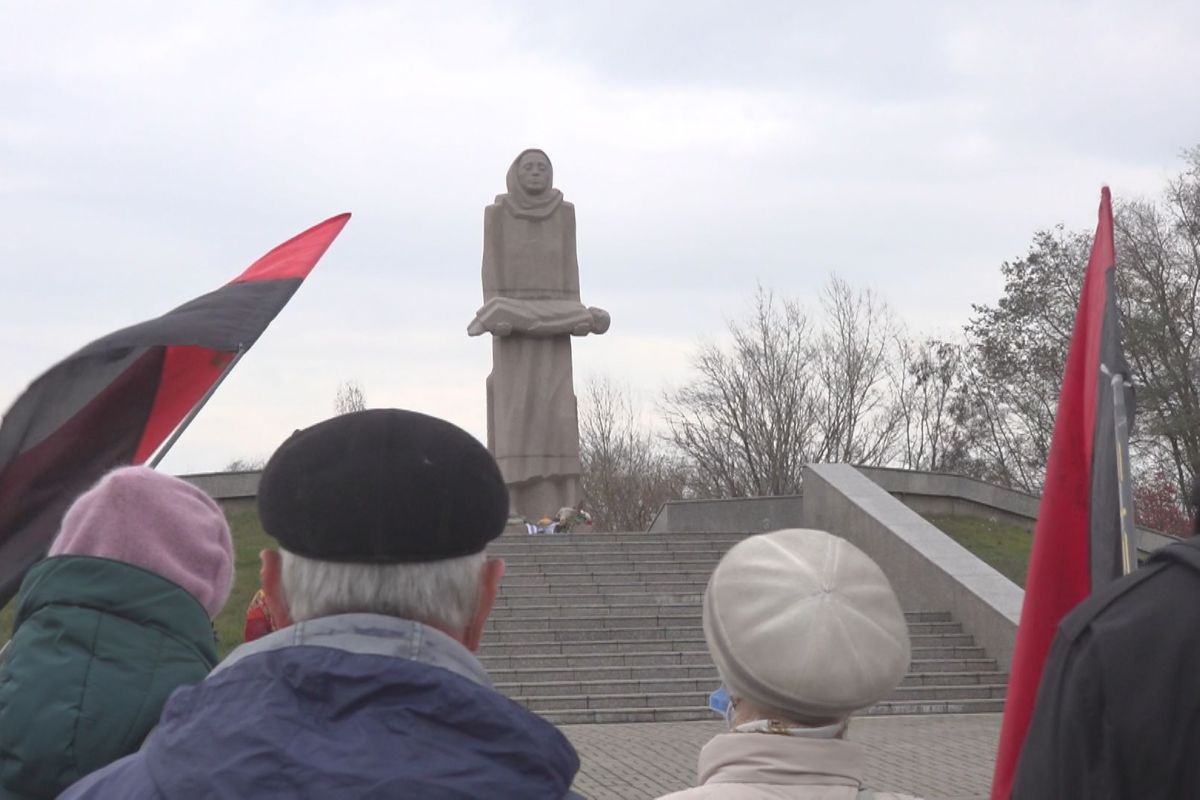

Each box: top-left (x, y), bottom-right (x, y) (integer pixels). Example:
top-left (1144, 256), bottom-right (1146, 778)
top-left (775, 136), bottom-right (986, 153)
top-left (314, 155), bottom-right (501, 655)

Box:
top-left (500, 148), bottom-right (564, 220)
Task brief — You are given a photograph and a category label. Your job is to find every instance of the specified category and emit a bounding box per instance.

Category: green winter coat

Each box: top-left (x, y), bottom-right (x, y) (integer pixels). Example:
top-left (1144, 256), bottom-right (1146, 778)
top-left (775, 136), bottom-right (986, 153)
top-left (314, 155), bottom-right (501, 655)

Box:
top-left (0, 556), bottom-right (219, 799)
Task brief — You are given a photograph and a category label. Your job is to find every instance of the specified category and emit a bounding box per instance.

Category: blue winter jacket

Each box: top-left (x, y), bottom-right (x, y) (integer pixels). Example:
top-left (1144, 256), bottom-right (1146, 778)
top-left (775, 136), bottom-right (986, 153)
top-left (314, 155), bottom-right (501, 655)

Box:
top-left (60, 614), bottom-right (581, 799)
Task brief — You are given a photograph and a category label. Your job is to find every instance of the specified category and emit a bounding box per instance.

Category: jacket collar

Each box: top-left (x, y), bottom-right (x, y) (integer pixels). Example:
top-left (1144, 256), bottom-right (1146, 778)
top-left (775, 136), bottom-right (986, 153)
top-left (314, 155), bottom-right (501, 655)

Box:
top-left (14, 555), bottom-right (217, 664)
top-left (697, 732), bottom-right (867, 788)
top-left (212, 613), bottom-right (491, 687)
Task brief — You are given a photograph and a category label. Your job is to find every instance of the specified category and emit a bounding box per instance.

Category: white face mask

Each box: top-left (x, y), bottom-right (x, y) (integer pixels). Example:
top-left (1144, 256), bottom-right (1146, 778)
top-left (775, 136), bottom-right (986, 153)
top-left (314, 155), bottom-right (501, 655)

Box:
top-left (732, 719), bottom-right (847, 739)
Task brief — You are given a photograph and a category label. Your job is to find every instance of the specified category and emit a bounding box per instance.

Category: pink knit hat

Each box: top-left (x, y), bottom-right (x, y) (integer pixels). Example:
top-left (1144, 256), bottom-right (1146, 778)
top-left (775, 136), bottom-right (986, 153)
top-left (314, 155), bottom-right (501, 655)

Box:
top-left (48, 466), bottom-right (234, 618)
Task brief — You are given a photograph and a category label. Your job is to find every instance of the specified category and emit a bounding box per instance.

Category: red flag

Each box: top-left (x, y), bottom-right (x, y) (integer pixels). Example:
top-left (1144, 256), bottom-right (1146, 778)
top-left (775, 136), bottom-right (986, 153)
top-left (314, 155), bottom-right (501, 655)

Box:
top-left (991, 188), bottom-right (1130, 798)
top-left (0, 213), bottom-right (350, 604)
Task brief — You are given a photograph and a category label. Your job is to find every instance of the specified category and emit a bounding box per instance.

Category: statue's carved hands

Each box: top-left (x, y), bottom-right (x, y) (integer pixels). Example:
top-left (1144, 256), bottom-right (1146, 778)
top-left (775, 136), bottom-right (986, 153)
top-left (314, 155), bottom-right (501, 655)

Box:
top-left (589, 307), bottom-right (611, 335)
top-left (470, 298), bottom-right (610, 337)
top-left (468, 317), bottom-right (514, 337)
top-left (570, 307), bottom-right (610, 336)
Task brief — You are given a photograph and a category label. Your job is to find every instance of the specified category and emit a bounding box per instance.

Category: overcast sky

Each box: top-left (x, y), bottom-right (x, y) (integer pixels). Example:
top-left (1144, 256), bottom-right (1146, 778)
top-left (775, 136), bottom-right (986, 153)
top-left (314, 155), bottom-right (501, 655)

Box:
top-left (2, 1), bottom-right (1198, 473)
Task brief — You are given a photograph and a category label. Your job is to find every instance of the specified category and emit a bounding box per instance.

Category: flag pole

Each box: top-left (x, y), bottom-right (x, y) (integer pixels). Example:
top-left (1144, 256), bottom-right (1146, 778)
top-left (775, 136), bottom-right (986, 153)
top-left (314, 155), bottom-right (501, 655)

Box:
top-left (147, 347), bottom-right (247, 469)
top-left (1106, 365), bottom-right (1137, 574)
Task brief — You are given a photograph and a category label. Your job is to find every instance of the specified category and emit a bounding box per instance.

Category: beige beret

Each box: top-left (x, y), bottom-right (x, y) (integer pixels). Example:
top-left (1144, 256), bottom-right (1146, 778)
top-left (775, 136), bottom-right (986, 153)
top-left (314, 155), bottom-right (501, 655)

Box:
top-left (703, 529), bottom-right (911, 722)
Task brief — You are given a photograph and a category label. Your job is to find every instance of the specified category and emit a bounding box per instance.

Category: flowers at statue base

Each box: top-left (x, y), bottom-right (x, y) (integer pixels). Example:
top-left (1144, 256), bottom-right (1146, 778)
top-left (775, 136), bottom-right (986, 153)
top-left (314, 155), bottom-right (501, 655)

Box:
top-left (525, 507), bottom-right (593, 535)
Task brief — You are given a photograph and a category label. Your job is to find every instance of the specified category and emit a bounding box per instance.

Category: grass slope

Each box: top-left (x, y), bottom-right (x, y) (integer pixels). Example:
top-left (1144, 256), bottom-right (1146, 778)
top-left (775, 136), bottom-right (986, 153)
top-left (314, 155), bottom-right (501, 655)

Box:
top-left (214, 510), bottom-right (273, 655)
top-left (924, 513), bottom-right (1032, 588)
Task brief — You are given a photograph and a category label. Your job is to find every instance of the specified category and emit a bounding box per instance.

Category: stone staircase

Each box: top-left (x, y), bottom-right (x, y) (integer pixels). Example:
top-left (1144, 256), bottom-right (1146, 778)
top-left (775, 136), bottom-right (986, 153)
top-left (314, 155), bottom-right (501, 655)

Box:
top-left (482, 531), bottom-right (1008, 724)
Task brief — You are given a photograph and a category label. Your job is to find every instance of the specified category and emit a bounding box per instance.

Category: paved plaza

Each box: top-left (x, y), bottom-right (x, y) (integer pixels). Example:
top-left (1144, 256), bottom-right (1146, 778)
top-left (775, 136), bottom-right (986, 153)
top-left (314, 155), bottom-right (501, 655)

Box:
top-left (564, 713), bottom-right (1002, 799)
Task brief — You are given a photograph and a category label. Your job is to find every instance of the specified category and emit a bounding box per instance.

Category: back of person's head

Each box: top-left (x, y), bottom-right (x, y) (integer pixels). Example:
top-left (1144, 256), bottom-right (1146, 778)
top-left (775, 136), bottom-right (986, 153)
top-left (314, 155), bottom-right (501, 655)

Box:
top-left (48, 466), bottom-right (234, 618)
top-left (256, 408), bottom-right (509, 634)
top-left (704, 528), bottom-right (910, 725)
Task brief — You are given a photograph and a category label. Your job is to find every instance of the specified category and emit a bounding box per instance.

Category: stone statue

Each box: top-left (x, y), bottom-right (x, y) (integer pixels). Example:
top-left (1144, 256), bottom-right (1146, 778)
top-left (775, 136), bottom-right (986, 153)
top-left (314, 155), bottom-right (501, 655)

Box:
top-left (468, 149), bottom-right (610, 519)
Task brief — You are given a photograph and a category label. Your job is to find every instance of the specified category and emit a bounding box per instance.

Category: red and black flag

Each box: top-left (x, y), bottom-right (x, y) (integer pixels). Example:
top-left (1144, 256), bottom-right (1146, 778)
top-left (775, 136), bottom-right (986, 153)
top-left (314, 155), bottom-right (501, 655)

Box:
top-left (991, 188), bottom-right (1133, 798)
top-left (0, 213), bottom-right (350, 604)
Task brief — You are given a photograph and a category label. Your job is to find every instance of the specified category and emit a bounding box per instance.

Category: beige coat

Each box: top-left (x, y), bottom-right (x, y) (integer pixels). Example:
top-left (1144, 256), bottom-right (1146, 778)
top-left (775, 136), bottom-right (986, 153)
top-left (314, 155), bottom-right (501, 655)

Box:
top-left (657, 733), bottom-right (922, 800)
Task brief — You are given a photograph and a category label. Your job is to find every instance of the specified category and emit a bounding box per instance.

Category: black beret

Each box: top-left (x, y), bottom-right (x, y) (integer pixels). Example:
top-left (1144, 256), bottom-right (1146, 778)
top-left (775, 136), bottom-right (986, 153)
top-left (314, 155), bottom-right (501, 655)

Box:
top-left (257, 409), bottom-right (509, 563)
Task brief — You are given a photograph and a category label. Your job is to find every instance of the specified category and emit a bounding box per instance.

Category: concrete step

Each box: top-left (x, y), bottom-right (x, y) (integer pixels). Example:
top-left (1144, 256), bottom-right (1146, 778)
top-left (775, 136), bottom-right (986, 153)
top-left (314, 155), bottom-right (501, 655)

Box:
top-left (478, 638), bottom-right (709, 656)
top-left (482, 655), bottom-right (996, 675)
top-left (492, 551), bottom-right (732, 564)
top-left (488, 603), bottom-right (701, 619)
top-left (497, 582), bottom-right (712, 595)
top-left (901, 671), bottom-right (1009, 687)
top-left (488, 607), bottom-right (959, 630)
top-left (492, 540), bottom-right (740, 550)
top-left (908, 633), bottom-right (974, 647)
top-left (481, 625), bottom-right (704, 643)
top-left (909, 645), bottom-right (988, 660)
top-left (480, 651), bottom-right (716, 669)
top-left (491, 531), bottom-right (746, 542)
top-left (500, 678), bottom-right (719, 699)
top-left (480, 639), bottom-right (988, 660)
top-left (489, 608), bottom-right (962, 637)
top-left (535, 707), bottom-right (711, 724)
top-left (515, 690), bottom-right (707, 711)
top-left (492, 598), bottom-right (951, 624)
top-left (861, 698), bottom-right (1007, 716)
top-left (479, 528), bottom-right (1005, 722)
top-left (507, 684), bottom-right (1008, 712)
top-left (909, 657), bottom-right (997, 673)
top-left (484, 616), bottom-right (969, 641)
top-left (486, 615), bottom-right (694, 631)
top-left (501, 572), bottom-right (716, 585)
top-left (489, 540), bottom-right (745, 553)
top-left (491, 550), bottom-right (731, 562)
top-left (532, 696), bottom-right (1006, 725)
top-left (490, 664), bottom-right (720, 683)
top-left (900, 621), bottom-right (963, 636)
top-left (491, 550), bottom-right (731, 561)
top-left (494, 590), bottom-right (706, 603)
top-left (480, 626), bottom-right (973, 647)
top-left (488, 666), bottom-right (1003, 688)
top-left (893, 684), bottom-right (1009, 701)
top-left (503, 560), bottom-right (722, 575)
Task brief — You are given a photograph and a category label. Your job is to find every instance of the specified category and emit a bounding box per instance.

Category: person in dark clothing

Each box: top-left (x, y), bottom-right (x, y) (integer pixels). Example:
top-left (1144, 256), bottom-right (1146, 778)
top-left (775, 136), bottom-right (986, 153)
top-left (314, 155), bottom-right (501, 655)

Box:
top-left (61, 409), bottom-right (581, 800)
top-left (0, 466), bottom-right (233, 800)
top-left (1013, 522), bottom-right (1200, 799)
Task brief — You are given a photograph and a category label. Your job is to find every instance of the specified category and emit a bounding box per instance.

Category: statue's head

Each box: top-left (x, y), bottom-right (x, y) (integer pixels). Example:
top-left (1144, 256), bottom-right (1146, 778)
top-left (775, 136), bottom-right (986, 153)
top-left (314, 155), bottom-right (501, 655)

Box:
top-left (514, 149), bottom-right (552, 195)
top-left (501, 149), bottom-right (562, 220)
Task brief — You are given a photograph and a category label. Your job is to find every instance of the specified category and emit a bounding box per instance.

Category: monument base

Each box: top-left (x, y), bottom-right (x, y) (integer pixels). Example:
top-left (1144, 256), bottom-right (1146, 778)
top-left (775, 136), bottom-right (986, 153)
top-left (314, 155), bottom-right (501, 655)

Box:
top-left (509, 474), bottom-right (581, 521)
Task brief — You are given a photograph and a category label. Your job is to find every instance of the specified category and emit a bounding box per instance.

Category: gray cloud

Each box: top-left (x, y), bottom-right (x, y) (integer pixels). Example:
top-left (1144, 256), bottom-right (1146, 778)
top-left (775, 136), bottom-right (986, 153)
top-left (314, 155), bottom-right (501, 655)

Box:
top-left (1, 1), bottom-right (1197, 471)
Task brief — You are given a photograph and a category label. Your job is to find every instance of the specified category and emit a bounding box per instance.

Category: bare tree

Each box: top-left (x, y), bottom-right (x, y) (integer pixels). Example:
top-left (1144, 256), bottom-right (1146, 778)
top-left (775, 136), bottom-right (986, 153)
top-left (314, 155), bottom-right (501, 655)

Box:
top-left (334, 380), bottom-right (367, 415)
top-left (814, 277), bottom-right (899, 465)
top-left (579, 377), bottom-right (689, 531)
top-left (892, 337), bottom-right (968, 472)
top-left (662, 287), bottom-right (819, 497)
top-left (662, 279), bottom-right (904, 498)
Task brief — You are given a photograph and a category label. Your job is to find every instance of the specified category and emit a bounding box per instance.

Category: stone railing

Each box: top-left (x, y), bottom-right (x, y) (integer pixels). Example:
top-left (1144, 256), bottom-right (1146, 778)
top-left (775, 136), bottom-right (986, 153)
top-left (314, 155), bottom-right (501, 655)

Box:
top-left (802, 464), bottom-right (1023, 669)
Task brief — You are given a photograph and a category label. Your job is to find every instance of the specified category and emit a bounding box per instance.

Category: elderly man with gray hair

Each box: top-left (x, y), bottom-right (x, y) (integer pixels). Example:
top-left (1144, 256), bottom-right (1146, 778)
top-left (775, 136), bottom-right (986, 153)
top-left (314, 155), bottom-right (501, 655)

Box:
top-left (62, 409), bottom-right (581, 799)
top-left (660, 529), bottom-right (921, 800)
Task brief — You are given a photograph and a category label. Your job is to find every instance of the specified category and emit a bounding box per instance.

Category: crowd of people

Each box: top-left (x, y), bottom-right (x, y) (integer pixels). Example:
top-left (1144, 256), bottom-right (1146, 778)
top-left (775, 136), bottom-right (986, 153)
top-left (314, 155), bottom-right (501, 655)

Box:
top-left (0, 406), bottom-right (1191, 798)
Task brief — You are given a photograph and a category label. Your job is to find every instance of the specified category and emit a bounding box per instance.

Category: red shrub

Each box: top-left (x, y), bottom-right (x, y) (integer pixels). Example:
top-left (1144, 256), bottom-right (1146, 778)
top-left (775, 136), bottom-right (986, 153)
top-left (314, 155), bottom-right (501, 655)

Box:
top-left (1135, 472), bottom-right (1193, 538)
